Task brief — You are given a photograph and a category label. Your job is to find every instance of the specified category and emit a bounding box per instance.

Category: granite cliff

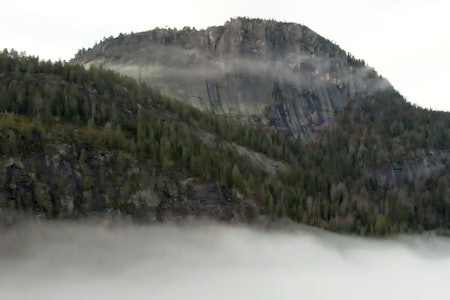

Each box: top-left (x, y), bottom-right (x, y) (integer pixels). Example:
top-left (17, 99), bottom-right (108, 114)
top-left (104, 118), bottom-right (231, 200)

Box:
top-left (73, 18), bottom-right (391, 139)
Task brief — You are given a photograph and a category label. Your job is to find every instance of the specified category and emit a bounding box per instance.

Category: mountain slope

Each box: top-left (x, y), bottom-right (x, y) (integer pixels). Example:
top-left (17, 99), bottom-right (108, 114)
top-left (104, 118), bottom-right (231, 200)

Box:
top-left (72, 17), bottom-right (392, 140)
top-left (0, 50), bottom-right (269, 224)
top-left (1, 33), bottom-right (449, 234)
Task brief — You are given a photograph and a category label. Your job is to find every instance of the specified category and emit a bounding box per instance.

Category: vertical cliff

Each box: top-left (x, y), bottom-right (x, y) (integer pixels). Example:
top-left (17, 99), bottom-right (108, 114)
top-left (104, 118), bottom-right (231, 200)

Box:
top-left (72, 18), bottom-right (392, 139)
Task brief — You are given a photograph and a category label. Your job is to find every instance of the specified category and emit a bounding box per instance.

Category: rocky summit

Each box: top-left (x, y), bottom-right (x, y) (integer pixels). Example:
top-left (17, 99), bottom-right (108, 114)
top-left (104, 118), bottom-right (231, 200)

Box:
top-left (72, 17), bottom-right (391, 139)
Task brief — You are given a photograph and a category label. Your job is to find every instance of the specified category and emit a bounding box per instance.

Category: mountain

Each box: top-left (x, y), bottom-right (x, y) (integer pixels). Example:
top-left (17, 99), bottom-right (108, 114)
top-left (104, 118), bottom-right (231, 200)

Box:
top-left (72, 17), bottom-right (391, 140)
top-left (0, 51), bottom-right (274, 225)
top-left (1, 17), bottom-right (449, 235)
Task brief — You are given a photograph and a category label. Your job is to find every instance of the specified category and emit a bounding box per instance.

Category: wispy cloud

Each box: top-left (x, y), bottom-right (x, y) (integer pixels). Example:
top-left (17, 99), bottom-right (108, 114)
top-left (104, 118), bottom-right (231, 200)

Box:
top-left (93, 44), bottom-right (392, 103)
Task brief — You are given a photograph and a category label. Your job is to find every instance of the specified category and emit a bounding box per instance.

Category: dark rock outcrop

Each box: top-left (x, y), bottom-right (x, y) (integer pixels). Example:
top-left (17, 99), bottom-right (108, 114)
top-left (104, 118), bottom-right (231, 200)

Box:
top-left (0, 144), bottom-right (257, 224)
top-left (375, 150), bottom-right (450, 185)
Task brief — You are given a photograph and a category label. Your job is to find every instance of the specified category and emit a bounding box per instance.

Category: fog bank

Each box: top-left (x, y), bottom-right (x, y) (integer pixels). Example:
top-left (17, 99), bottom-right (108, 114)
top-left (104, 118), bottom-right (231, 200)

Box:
top-left (1, 221), bottom-right (449, 300)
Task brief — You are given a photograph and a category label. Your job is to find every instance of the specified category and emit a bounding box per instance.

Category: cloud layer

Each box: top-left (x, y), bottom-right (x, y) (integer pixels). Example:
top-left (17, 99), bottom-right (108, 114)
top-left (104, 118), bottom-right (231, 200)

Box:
top-left (1, 221), bottom-right (449, 300)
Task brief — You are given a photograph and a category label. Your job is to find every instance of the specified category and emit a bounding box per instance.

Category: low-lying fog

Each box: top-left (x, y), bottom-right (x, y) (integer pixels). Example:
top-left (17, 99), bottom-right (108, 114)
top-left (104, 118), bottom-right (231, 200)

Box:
top-left (1, 221), bottom-right (449, 300)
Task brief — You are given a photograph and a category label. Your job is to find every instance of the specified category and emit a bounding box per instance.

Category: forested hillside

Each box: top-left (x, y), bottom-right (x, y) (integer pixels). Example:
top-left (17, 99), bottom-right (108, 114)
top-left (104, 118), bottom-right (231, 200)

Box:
top-left (0, 49), bottom-right (449, 235)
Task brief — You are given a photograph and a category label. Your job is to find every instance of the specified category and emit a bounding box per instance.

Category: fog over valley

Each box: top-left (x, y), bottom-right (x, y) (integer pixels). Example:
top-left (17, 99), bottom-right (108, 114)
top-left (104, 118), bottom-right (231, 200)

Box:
top-left (0, 1), bottom-right (449, 297)
top-left (1, 221), bottom-right (449, 300)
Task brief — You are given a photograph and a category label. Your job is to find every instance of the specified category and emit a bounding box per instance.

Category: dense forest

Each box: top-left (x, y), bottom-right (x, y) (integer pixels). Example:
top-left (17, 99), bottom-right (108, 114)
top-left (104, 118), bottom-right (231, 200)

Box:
top-left (0, 49), bottom-right (449, 235)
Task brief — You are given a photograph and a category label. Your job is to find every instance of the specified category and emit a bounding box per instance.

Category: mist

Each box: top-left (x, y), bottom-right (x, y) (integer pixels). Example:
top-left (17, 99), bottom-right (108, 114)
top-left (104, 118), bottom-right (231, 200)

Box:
top-left (93, 44), bottom-right (392, 116)
top-left (102, 45), bottom-right (389, 92)
top-left (1, 221), bottom-right (449, 300)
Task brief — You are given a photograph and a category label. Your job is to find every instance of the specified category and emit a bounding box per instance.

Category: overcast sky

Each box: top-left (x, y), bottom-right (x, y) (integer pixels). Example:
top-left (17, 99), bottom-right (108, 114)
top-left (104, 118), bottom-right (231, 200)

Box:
top-left (1, 0), bottom-right (449, 111)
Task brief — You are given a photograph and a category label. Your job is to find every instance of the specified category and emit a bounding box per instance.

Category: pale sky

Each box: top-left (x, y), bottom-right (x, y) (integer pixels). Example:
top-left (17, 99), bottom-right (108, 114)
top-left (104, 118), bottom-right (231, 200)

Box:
top-left (1, 0), bottom-right (449, 111)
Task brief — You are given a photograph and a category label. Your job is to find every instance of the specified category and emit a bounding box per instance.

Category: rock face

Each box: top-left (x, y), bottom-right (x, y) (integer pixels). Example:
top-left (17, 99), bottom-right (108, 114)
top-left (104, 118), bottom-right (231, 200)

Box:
top-left (73, 18), bottom-right (392, 139)
top-left (0, 144), bottom-right (258, 224)
top-left (376, 150), bottom-right (450, 185)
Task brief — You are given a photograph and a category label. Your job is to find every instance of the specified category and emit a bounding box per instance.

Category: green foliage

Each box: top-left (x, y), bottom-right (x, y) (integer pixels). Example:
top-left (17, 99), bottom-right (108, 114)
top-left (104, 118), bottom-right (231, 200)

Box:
top-left (0, 50), bottom-right (449, 235)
